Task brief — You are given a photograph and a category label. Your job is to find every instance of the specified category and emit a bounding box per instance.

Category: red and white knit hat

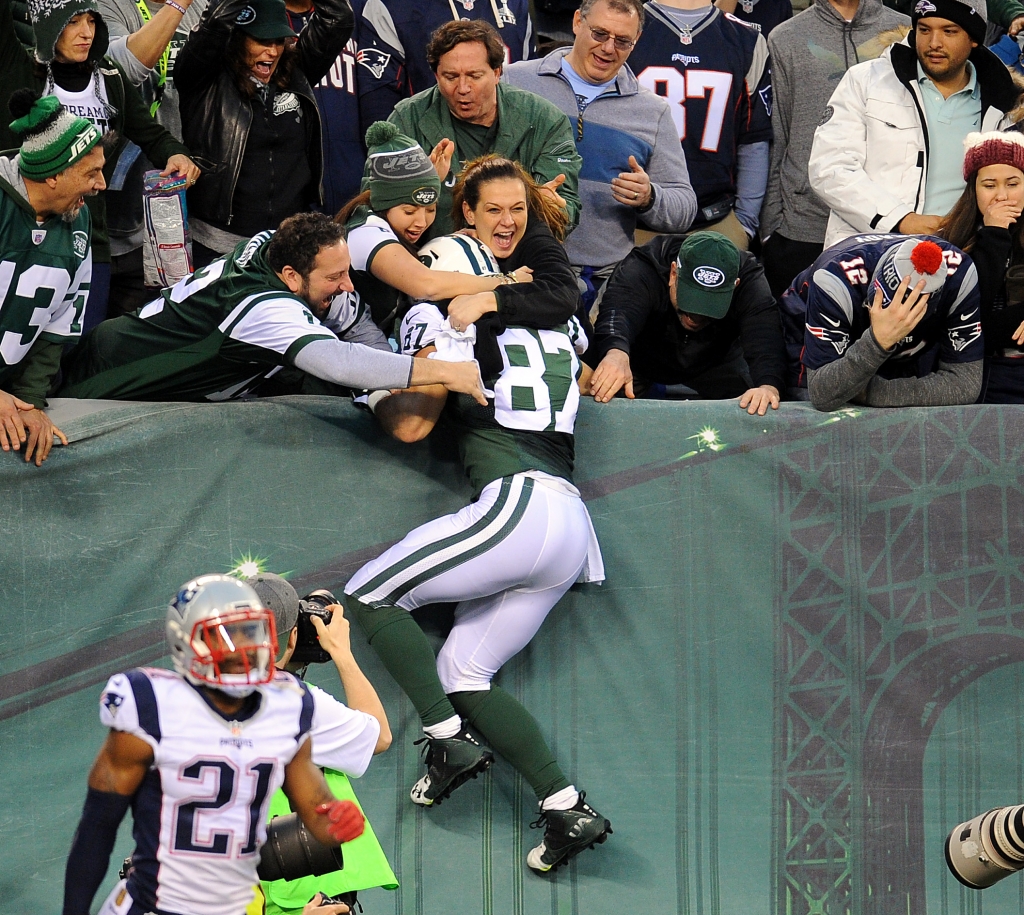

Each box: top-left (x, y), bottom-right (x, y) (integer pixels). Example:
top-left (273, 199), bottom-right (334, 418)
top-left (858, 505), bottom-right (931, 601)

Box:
top-left (962, 131), bottom-right (1024, 181)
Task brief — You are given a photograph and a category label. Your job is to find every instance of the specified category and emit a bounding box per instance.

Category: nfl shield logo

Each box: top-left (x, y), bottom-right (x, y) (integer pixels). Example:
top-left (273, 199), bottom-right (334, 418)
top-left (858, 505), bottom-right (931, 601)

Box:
top-left (31, 228), bottom-right (46, 245)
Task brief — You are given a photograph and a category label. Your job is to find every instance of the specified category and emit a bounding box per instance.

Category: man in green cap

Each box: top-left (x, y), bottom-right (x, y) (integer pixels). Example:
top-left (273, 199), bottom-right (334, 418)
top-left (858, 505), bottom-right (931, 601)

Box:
top-left (0, 93), bottom-right (105, 464)
top-left (587, 230), bottom-right (787, 415)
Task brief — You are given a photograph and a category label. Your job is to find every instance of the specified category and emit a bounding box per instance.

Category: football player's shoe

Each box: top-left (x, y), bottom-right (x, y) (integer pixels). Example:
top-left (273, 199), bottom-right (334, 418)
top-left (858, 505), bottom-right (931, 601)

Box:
top-left (526, 792), bottom-right (612, 873)
top-left (410, 728), bottom-right (494, 806)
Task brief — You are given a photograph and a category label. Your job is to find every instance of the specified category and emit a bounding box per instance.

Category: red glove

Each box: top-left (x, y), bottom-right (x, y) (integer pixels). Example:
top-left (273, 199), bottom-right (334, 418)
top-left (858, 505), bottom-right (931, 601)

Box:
top-left (317, 800), bottom-right (364, 843)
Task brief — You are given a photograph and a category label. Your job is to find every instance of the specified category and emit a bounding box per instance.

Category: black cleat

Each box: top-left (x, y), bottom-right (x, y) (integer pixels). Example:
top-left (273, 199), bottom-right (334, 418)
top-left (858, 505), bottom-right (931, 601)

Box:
top-left (527, 792), bottom-right (612, 873)
top-left (410, 728), bottom-right (494, 806)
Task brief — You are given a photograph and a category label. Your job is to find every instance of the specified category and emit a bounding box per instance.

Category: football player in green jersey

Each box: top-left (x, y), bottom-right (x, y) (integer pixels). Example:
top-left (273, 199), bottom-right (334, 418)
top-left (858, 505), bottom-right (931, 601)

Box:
top-left (345, 157), bottom-right (612, 876)
top-left (0, 93), bottom-right (105, 464)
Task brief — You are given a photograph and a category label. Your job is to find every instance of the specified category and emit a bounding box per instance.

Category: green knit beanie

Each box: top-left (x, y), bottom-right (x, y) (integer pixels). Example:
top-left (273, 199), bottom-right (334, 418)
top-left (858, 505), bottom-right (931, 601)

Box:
top-left (28, 0), bottom-right (109, 64)
top-left (364, 121), bottom-right (440, 212)
top-left (11, 95), bottom-right (102, 180)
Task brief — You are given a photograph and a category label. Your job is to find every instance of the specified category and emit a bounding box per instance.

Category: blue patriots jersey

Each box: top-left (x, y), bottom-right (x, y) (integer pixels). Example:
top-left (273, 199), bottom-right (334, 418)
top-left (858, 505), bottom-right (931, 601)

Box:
top-left (729, 0), bottom-right (792, 37)
top-left (357, 0), bottom-right (534, 125)
top-left (784, 234), bottom-right (982, 381)
top-left (288, 2), bottom-right (366, 213)
top-left (628, 3), bottom-right (772, 210)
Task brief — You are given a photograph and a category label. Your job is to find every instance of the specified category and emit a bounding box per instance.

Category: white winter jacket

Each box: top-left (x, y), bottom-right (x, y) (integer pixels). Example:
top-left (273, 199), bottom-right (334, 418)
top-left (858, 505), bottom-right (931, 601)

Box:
top-left (808, 40), bottom-right (1019, 248)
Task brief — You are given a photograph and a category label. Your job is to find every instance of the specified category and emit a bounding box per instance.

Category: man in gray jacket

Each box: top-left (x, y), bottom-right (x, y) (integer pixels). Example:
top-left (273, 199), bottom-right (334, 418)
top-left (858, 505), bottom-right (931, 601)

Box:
top-left (504, 0), bottom-right (696, 308)
top-left (760, 0), bottom-right (908, 298)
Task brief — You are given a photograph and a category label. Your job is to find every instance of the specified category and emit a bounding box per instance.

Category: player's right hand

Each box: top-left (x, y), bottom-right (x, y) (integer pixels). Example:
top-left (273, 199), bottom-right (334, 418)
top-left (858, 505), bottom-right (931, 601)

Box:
top-left (588, 349), bottom-right (634, 403)
top-left (317, 800), bottom-right (365, 843)
top-left (868, 275), bottom-right (929, 351)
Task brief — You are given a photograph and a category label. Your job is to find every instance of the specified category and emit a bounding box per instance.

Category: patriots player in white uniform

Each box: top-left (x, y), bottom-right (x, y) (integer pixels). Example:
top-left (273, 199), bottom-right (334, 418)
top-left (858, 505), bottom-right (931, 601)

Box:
top-left (345, 163), bottom-right (610, 875)
top-left (62, 575), bottom-right (367, 915)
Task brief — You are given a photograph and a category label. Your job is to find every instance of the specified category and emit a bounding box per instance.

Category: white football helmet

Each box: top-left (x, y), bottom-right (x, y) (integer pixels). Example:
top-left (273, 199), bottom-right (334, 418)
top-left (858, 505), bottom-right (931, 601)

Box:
top-left (417, 234), bottom-right (500, 276)
top-left (166, 574), bottom-right (277, 697)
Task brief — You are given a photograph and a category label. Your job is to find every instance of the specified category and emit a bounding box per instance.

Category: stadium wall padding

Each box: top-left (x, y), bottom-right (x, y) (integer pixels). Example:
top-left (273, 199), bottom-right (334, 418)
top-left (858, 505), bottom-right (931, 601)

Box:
top-left (2, 397), bottom-right (1023, 915)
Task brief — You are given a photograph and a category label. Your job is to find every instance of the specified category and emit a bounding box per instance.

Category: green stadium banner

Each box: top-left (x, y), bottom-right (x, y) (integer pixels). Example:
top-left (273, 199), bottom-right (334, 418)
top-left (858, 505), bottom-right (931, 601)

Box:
top-left (2, 397), bottom-right (1023, 915)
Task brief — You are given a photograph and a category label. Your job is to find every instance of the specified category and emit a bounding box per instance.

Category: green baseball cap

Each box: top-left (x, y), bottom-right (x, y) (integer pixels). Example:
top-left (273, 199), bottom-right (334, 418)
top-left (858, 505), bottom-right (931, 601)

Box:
top-left (232, 0), bottom-right (297, 40)
top-left (674, 231), bottom-right (740, 320)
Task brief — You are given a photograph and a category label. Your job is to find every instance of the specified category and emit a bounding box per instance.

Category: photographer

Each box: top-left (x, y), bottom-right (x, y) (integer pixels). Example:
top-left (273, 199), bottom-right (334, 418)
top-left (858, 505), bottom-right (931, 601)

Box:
top-left (246, 573), bottom-right (395, 915)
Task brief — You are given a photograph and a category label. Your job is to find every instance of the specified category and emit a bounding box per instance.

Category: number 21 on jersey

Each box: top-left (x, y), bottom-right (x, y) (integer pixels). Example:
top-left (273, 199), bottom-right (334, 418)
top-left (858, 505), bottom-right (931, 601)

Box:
top-left (637, 66), bottom-right (733, 152)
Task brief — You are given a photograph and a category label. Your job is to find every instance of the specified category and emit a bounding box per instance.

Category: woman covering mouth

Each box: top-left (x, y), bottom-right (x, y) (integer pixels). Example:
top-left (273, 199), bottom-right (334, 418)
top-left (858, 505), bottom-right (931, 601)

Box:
top-left (336, 122), bottom-right (535, 337)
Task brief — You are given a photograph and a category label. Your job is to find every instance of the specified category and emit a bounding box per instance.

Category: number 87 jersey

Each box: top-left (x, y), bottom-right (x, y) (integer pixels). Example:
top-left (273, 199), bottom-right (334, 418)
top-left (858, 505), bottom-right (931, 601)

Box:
top-left (628, 2), bottom-right (772, 212)
top-left (399, 302), bottom-right (589, 496)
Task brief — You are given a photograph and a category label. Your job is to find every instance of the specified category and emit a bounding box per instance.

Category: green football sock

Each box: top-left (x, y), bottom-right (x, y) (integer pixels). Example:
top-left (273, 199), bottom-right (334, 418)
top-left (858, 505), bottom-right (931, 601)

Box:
top-left (346, 598), bottom-right (456, 728)
top-left (449, 686), bottom-right (570, 801)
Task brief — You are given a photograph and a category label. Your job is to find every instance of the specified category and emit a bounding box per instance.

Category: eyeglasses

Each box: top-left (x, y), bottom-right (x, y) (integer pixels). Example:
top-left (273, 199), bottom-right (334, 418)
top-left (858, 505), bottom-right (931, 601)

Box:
top-left (581, 15), bottom-right (637, 52)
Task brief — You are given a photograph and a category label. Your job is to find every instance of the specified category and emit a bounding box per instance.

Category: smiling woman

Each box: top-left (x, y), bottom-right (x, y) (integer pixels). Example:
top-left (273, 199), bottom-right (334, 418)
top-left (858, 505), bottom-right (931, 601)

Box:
top-left (174, 0), bottom-right (353, 268)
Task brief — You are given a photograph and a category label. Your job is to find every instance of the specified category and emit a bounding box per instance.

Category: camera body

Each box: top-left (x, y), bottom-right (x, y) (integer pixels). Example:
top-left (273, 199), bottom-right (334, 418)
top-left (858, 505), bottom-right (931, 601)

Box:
top-left (291, 589), bottom-right (338, 665)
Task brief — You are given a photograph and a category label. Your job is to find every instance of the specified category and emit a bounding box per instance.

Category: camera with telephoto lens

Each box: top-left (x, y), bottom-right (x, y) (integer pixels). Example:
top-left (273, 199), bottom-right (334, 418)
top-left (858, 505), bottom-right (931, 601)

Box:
top-left (291, 589), bottom-right (338, 665)
top-left (946, 804), bottom-right (1024, 889)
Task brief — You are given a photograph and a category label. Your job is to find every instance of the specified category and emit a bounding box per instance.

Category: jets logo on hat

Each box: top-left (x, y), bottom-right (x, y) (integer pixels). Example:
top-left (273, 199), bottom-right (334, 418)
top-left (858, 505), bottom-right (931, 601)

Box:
top-left (235, 6), bottom-right (257, 24)
top-left (412, 187), bottom-right (438, 205)
top-left (914, 0), bottom-right (937, 13)
top-left (693, 266), bottom-right (726, 288)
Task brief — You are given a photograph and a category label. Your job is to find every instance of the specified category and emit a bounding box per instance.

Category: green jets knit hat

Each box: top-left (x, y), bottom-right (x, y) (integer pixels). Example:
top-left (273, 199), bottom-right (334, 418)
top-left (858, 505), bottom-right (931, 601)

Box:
top-left (10, 94), bottom-right (102, 180)
top-left (673, 231), bottom-right (740, 320)
top-left (232, 0), bottom-right (297, 41)
top-left (28, 0), bottom-right (109, 64)
top-left (364, 121), bottom-right (440, 212)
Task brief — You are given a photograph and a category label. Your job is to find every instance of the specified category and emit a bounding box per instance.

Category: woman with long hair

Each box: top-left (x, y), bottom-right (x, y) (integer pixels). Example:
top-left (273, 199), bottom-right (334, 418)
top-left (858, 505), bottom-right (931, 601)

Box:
top-left (445, 152), bottom-right (578, 335)
top-left (336, 123), bottom-right (534, 334)
top-left (942, 131), bottom-right (1024, 402)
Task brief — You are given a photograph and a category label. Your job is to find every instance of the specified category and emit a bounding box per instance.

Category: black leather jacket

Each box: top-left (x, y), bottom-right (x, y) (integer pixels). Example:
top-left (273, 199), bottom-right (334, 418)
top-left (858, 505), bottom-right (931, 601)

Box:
top-left (173, 0), bottom-right (352, 226)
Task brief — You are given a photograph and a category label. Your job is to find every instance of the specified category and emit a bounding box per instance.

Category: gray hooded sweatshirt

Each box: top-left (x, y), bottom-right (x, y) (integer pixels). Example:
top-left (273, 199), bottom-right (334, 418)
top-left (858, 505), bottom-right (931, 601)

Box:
top-left (761, 0), bottom-right (909, 243)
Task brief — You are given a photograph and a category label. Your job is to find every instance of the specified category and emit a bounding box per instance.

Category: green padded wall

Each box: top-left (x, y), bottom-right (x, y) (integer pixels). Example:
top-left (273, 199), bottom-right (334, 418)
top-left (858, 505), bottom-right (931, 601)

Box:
top-left (2, 398), bottom-right (1023, 915)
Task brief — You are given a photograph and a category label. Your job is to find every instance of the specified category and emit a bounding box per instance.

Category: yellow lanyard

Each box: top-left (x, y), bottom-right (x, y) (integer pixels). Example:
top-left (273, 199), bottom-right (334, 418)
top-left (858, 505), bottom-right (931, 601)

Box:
top-left (134, 0), bottom-right (169, 115)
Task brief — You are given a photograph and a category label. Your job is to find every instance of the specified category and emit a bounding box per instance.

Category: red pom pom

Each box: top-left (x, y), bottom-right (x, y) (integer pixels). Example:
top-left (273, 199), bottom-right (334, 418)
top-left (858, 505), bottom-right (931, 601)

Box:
top-left (910, 240), bottom-right (943, 276)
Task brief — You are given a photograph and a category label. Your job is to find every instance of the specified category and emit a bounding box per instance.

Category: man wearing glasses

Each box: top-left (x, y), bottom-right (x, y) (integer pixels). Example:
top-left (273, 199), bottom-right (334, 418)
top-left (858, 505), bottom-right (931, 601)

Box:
top-left (505, 0), bottom-right (696, 311)
top-left (585, 230), bottom-right (786, 415)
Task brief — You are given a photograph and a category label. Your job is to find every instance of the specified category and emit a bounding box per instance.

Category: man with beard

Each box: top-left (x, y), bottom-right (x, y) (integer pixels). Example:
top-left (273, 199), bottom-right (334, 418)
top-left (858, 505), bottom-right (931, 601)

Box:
top-left (0, 93), bottom-right (105, 464)
top-left (808, 0), bottom-right (1019, 249)
top-left (59, 212), bottom-right (489, 403)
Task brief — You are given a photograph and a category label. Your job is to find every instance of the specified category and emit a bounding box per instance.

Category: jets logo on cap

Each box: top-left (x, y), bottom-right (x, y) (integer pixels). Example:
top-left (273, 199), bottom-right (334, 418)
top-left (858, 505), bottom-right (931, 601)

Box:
top-left (914, 0), bottom-right (937, 13)
top-left (693, 266), bottom-right (725, 288)
top-left (235, 5), bottom-right (257, 24)
top-left (412, 187), bottom-right (438, 205)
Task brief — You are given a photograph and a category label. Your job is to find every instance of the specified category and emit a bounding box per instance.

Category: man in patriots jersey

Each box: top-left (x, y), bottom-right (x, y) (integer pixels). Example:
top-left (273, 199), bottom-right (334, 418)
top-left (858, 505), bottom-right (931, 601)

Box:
top-left (357, 0), bottom-right (534, 125)
top-left (781, 234), bottom-right (983, 409)
top-left (287, 0), bottom-right (368, 211)
top-left (627, 0), bottom-right (772, 248)
top-left (61, 574), bottom-right (366, 915)
top-left (59, 212), bottom-right (488, 402)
